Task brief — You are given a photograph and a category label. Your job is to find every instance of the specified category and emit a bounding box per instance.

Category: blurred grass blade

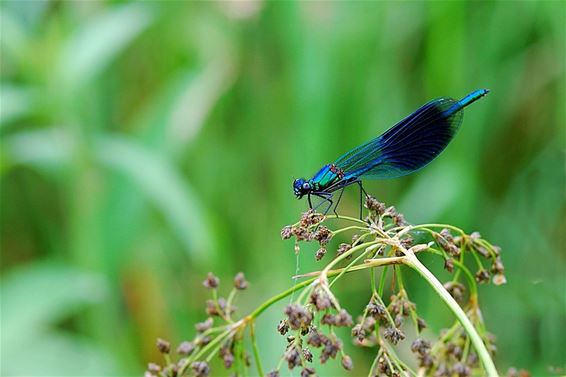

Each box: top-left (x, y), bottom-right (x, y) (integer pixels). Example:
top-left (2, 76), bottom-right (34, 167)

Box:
top-left (0, 84), bottom-right (35, 128)
top-left (168, 60), bottom-right (236, 149)
top-left (1, 128), bottom-right (73, 171)
top-left (57, 3), bottom-right (153, 90)
top-left (0, 261), bottom-right (107, 345)
top-left (3, 129), bottom-right (215, 263)
top-left (2, 332), bottom-right (118, 376)
top-left (398, 163), bottom-right (464, 223)
top-left (96, 135), bottom-right (215, 263)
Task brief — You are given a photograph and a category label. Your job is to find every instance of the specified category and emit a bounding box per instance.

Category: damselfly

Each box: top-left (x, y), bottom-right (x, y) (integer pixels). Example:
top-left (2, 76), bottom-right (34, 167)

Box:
top-left (293, 89), bottom-right (489, 216)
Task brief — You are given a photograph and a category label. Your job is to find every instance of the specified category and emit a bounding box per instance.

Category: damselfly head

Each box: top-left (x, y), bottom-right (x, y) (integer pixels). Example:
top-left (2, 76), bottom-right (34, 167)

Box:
top-left (293, 178), bottom-right (311, 198)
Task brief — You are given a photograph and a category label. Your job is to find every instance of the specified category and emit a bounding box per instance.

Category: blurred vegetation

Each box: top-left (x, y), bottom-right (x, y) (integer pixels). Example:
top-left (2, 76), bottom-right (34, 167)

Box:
top-left (1, 1), bottom-right (564, 376)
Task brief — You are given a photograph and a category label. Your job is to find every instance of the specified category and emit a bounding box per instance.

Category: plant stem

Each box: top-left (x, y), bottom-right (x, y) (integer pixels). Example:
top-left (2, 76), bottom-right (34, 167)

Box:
top-left (248, 277), bottom-right (317, 320)
top-left (249, 321), bottom-right (265, 377)
top-left (403, 253), bottom-right (498, 376)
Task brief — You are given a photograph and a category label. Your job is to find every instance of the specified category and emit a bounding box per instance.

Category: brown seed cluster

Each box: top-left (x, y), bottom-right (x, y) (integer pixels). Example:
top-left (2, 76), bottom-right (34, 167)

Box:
top-left (146, 272), bottom-right (257, 377)
top-left (147, 196), bottom-right (510, 377)
top-left (432, 227), bottom-right (507, 289)
top-left (281, 209), bottom-right (338, 258)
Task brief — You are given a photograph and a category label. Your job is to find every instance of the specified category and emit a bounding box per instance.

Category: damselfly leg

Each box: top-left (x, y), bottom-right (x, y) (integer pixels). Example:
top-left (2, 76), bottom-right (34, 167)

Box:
top-left (357, 180), bottom-right (369, 219)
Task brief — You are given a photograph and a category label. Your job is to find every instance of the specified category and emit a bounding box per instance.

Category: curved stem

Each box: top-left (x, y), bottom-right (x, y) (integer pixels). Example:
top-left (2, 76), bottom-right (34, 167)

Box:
top-left (403, 254), bottom-right (498, 376)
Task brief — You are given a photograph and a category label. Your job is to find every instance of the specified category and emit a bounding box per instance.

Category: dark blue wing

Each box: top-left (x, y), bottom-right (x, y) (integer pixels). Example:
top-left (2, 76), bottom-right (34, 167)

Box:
top-left (334, 96), bottom-right (468, 180)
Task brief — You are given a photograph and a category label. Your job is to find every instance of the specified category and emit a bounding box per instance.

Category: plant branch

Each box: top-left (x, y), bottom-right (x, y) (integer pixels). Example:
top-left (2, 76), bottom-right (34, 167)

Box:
top-left (403, 253), bottom-right (498, 376)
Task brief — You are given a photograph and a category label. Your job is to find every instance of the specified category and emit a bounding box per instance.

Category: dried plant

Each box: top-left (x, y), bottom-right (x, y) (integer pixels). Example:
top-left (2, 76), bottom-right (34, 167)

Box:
top-left (147, 196), bottom-right (518, 377)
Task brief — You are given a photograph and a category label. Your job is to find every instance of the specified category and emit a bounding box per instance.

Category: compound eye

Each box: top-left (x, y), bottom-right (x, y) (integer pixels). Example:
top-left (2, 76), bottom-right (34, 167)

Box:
top-left (302, 182), bottom-right (310, 190)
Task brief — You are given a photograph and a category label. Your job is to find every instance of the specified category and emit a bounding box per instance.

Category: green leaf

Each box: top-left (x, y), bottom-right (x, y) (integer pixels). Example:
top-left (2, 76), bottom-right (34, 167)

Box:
top-left (57, 2), bottom-right (153, 91)
top-left (95, 135), bottom-right (215, 263)
top-left (2, 129), bottom-right (215, 263)
top-left (2, 330), bottom-right (118, 376)
top-left (0, 84), bottom-right (35, 128)
top-left (0, 261), bottom-right (107, 345)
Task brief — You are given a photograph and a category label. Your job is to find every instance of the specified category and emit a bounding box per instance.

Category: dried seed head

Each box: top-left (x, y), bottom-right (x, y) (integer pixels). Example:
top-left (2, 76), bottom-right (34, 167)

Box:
top-left (164, 364), bottom-right (178, 377)
top-left (365, 196), bottom-right (386, 215)
top-left (218, 297), bottom-right (235, 314)
top-left (446, 342), bottom-right (463, 358)
top-left (444, 258), bottom-right (455, 273)
top-left (302, 348), bottom-right (313, 362)
top-left (147, 363), bottom-right (161, 374)
top-left (191, 361), bottom-right (210, 377)
top-left (395, 313), bottom-right (404, 328)
top-left (266, 371), bottom-right (280, 377)
top-left (453, 362), bottom-right (471, 377)
top-left (443, 282), bottom-right (466, 302)
top-left (312, 226), bottom-right (333, 245)
top-left (233, 272), bottom-right (249, 290)
top-left (492, 245), bottom-right (501, 256)
top-left (277, 320), bottom-right (289, 335)
top-left (205, 299), bottom-right (218, 316)
top-left (341, 355), bottom-right (353, 371)
top-left (491, 257), bottom-right (505, 274)
top-left (435, 363), bottom-right (451, 377)
top-left (195, 335), bottom-right (211, 347)
top-left (393, 213), bottom-right (407, 226)
top-left (361, 316), bottom-right (376, 332)
top-left (195, 317), bottom-right (213, 333)
top-left (335, 309), bottom-right (353, 327)
top-left (411, 338), bottom-right (431, 355)
top-left (219, 341), bottom-right (234, 369)
top-left (156, 338), bottom-right (170, 354)
top-left (202, 272), bottom-right (219, 289)
top-left (440, 229), bottom-right (454, 242)
top-left (300, 367), bottom-right (316, 377)
top-left (377, 356), bottom-right (390, 374)
top-left (285, 347), bottom-right (301, 370)
top-left (293, 227), bottom-right (310, 242)
top-left (300, 209), bottom-right (325, 227)
top-left (321, 313), bottom-right (336, 326)
top-left (310, 289), bottom-right (332, 311)
top-left (315, 247), bottom-right (327, 261)
top-left (320, 337), bottom-right (342, 363)
top-left (284, 304), bottom-right (313, 330)
top-left (467, 352), bottom-right (479, 367)
top-left (434, 232), bottom-right (459, 256)
top-left (493, 273), bottom-right (507, 285)
top-left (281, 226), bottom-right (293, 239)
top-left (419, 354), bottom-right (434, 368)
top-left (366, 299), bottom-right (387, 320)
top-left (475, 269), bottom-right (490, 284)
top-left (176, 341), bottom-right (195, 356)
top-left (336, 243), bottom-right (352, 257)
top-left (306, 327), bottom-right (326, 348)
top-left (351, 324), bottom-right (364, 341)
top-left (417, 317), bottom-right (427, 332)
top-left (400, 236), bottom-right (413, 249)
top-left (383, 327), bottom-right (405, 345)
top-left (448, 244), bottom-right (461, 257)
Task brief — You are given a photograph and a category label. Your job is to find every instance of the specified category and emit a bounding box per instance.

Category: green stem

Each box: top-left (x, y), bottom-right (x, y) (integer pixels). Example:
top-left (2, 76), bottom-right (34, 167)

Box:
top-left (320, 240), bottom-right (380, 282)
top-left (410, 223), bottom-right (466, 236)
top-left (249, 321), bottom-right (265, 377)
top-left (331, 225), bottom-right (368, 235)
top-left (404, 254), bottom-right (498, 376)
top-left (248, 277), bottom-right (317, 320)
top-left (329, 246), bottom-right (373, 288)
top-left (325, 214), bottom-right (367, 225)
top-left (378, 266), bottom-right (389, 296)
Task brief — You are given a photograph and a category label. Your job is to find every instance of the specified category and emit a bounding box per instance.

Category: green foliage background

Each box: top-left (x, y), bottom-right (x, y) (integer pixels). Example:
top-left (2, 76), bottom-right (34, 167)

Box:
top-left (1, 1), bottom-right (564, 376)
